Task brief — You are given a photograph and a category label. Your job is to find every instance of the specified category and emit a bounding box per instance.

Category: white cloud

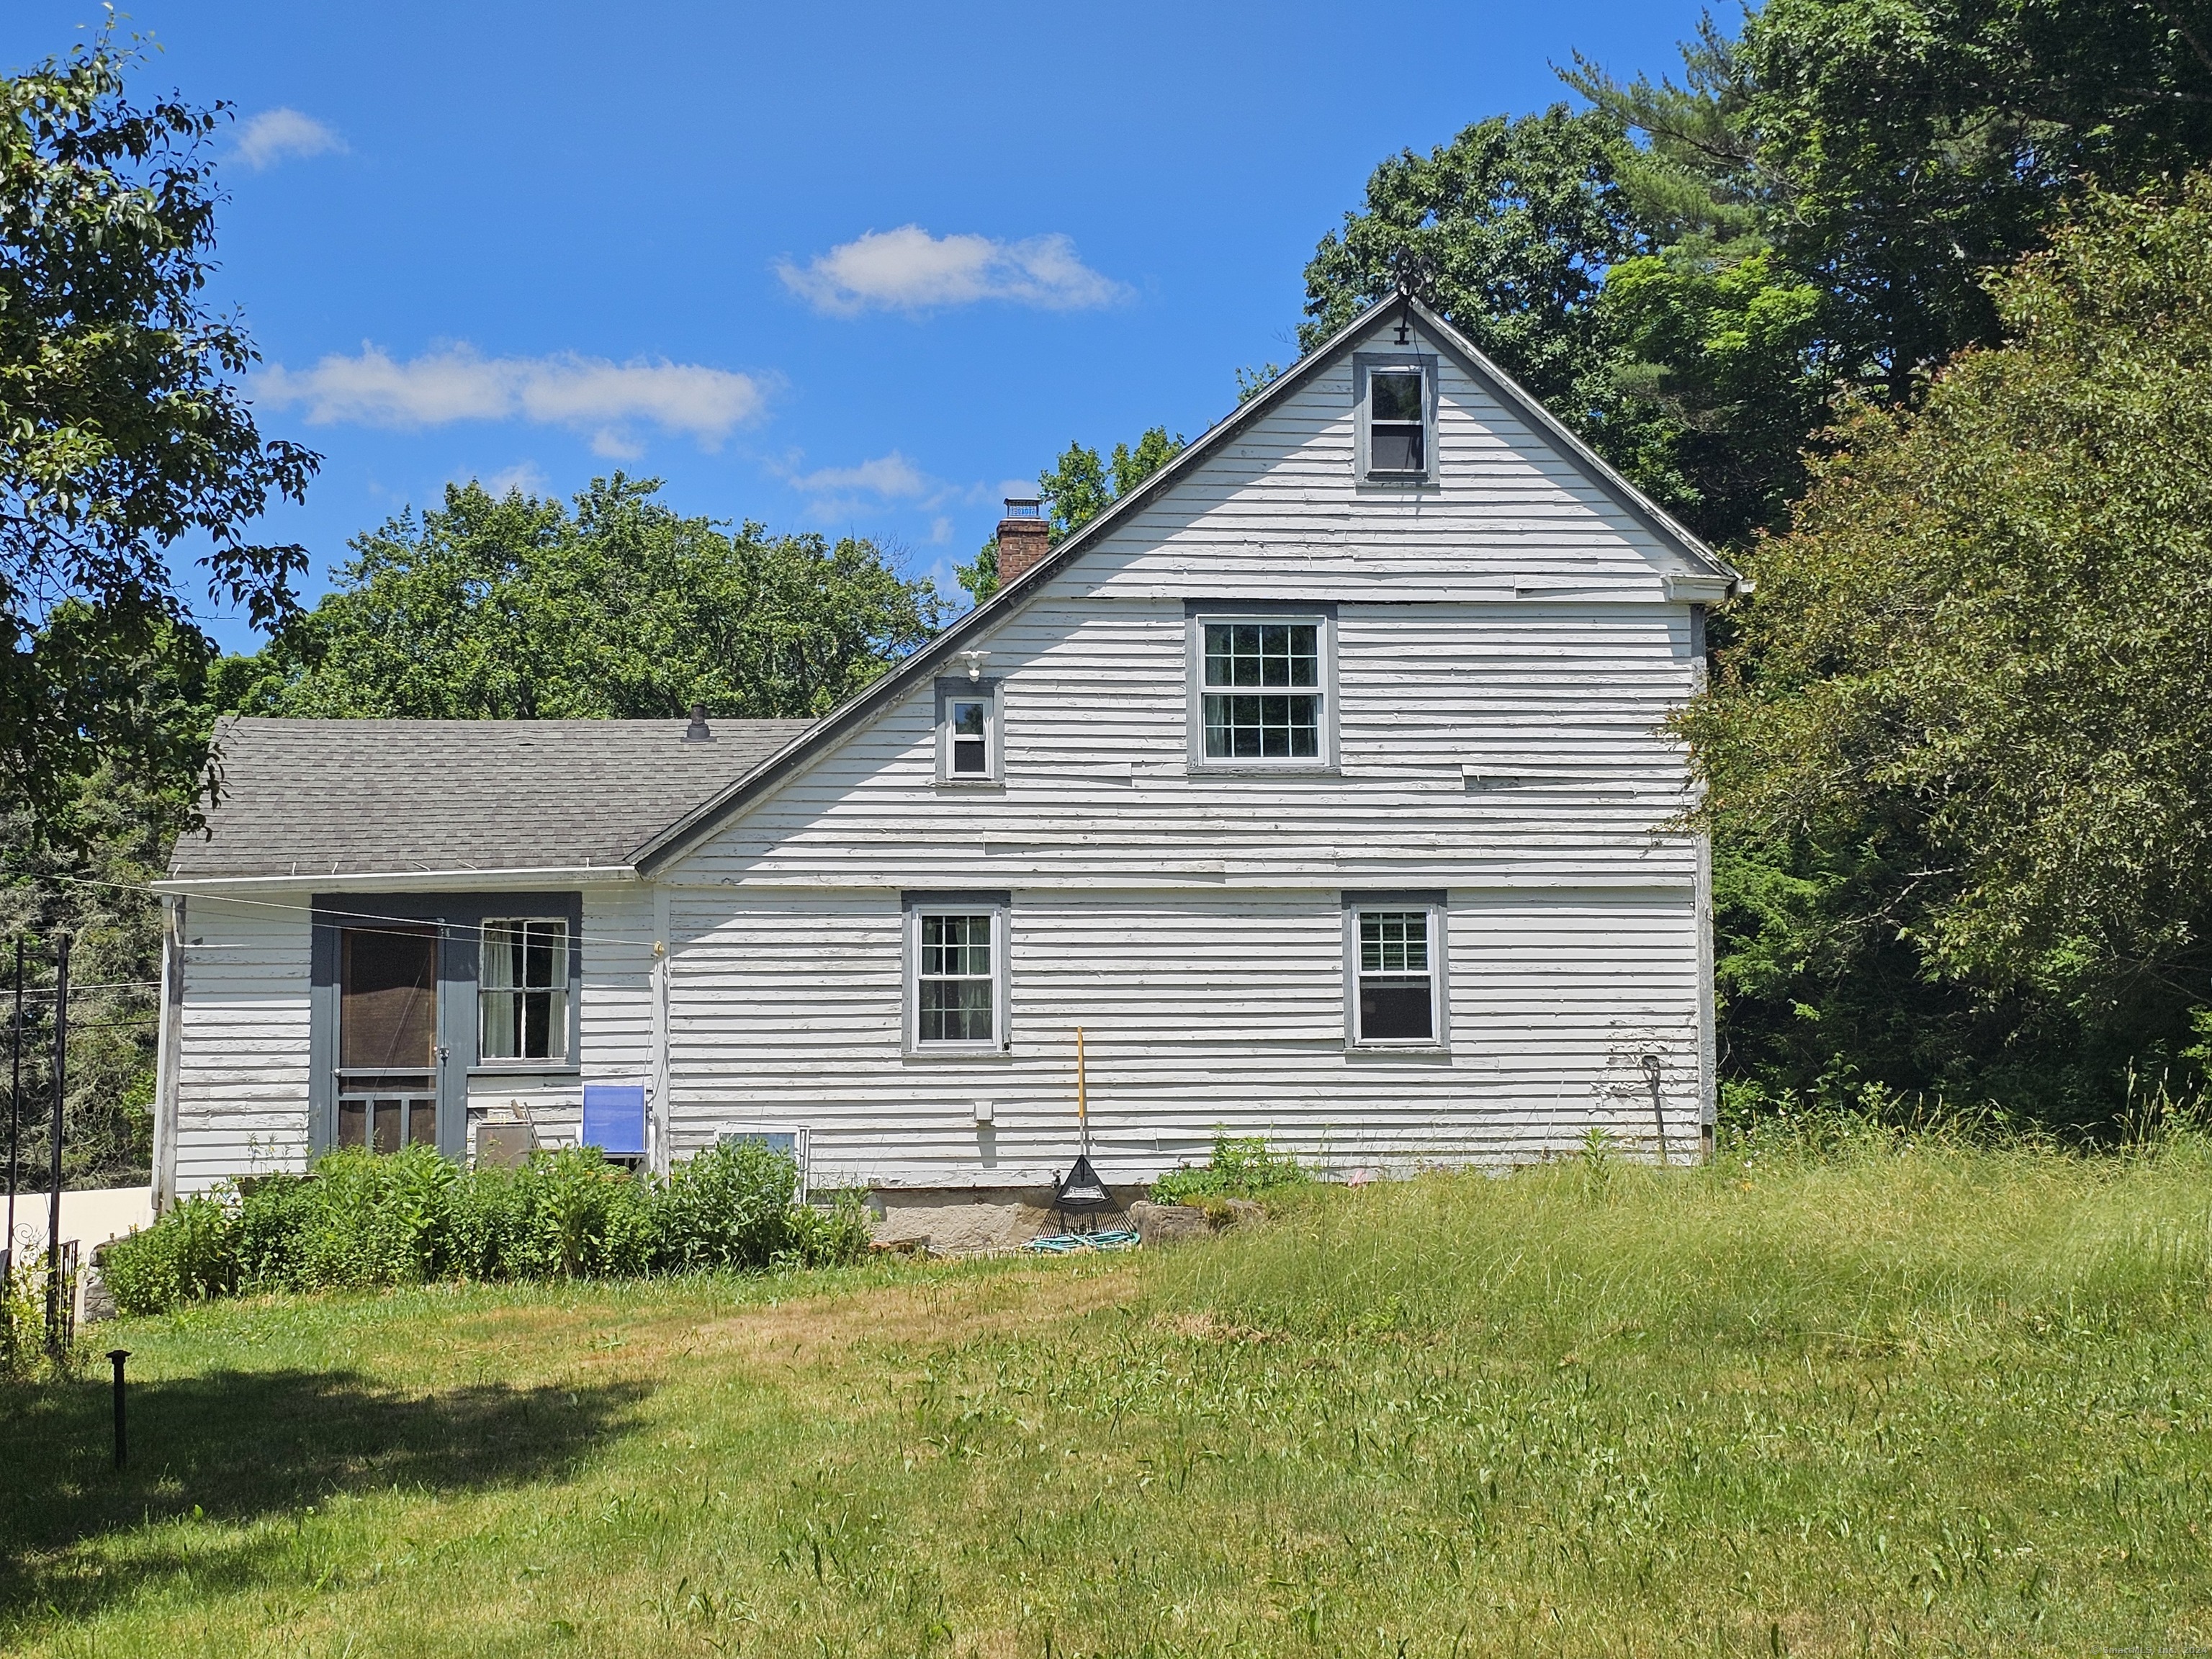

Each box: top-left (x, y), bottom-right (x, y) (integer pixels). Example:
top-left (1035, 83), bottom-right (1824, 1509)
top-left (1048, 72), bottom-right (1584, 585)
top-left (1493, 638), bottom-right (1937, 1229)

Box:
top-left (235, 107), bottom-right (346, 171)
top-left (927, 516), bottom-right (953, 545)
top-left (473, 462), bottom-right (550, 498)
top-left (778, 225), bottom-right (1128, 315)
top-left (788, 451), bottom-right (932, 500)
top-left (255, 344), bottom-right (769, 453)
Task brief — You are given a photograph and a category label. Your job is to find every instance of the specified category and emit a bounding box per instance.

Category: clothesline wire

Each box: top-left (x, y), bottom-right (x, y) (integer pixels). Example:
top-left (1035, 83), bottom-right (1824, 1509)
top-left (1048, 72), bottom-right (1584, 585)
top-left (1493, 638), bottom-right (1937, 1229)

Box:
top-left (22, 873), bottom-right (662, 953)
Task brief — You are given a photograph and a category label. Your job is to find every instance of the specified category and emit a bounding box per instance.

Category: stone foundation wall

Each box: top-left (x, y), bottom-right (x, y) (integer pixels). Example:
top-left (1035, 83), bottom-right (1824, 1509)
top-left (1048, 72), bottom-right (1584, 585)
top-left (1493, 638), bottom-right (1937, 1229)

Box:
top-left (868, 1185), bottom-right (1148, 1255)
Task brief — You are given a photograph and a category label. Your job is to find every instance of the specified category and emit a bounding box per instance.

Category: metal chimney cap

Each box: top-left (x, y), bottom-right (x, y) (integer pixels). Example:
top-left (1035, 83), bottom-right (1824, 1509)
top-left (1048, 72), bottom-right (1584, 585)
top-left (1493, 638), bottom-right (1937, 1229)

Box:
top-left (684, 701), bottom-right (713, 741)
top-left (1002, 497), bottom-right (1043, 518)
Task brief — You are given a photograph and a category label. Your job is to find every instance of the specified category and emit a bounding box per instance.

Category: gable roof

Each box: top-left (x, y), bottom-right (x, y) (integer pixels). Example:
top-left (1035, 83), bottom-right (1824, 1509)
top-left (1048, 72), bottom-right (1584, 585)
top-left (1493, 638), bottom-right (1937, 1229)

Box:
top-left (168, 716), bottom-right (814, 882)
top-left (629, 292), bottom-right (1742, 873)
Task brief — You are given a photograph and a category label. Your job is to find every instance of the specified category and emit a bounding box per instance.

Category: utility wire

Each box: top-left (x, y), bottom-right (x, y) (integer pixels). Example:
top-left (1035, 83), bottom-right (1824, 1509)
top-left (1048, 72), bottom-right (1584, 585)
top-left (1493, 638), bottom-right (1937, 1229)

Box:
top-left (32, 873), bottom-right (661, 952)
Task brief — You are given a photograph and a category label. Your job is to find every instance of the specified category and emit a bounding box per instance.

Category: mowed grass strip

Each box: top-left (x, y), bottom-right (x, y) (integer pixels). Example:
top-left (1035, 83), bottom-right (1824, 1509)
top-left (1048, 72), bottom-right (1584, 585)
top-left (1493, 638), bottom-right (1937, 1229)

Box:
top-left (6, 1142), bottom-right (2211, 1657)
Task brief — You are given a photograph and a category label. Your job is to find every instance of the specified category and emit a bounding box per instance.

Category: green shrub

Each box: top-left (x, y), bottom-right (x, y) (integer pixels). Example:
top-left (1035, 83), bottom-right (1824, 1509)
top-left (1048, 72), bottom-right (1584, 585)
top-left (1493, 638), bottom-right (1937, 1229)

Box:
top-left (291, 1145), bottom-right (462, 1290)
top-left (783, 1188), bottom-right (876, 1269)
top-left (0, 1252), bottom-right (42, 1377)
top-left (235, 1173), bottom-right (321, 1290)
top-left (102, 1136), bottom-right (873, 1316)
top-left (517, 1148), bottom-right (655, 1278)
top-left (446, 1160), bottom-right (530, 1280)
top-left (100, 1195), bottom-right (240, 1316)
top-left (657, 1138), bottom-right (807, 1271)
top-left (1151, 1133), bottom-right (1313, 1204)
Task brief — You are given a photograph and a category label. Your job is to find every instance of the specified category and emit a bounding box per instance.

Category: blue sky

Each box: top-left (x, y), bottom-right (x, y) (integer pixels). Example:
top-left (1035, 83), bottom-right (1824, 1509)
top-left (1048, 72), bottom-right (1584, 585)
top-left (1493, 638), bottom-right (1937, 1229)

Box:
top-left (4, 1), bottom-right (1709, 651)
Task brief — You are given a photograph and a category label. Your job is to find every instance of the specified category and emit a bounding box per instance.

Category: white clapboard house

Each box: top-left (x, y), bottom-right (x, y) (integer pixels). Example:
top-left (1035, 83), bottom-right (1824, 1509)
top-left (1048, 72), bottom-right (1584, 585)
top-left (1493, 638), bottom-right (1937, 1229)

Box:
top-left (151, 295), bottom-right (1743, 1236)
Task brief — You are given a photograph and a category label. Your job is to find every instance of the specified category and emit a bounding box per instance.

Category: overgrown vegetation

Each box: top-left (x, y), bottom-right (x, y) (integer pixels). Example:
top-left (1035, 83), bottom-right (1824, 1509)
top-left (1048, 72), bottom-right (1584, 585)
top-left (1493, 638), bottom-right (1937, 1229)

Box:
top-left (97, 1141), bottom-right (871, 1316)
top-left (1683, 179), bottom-right (2212, 1130)
top-left (9, 1140), bottom-right (2212, 1651)
top-left (1148, 1132), bottom-right (1313, 1204)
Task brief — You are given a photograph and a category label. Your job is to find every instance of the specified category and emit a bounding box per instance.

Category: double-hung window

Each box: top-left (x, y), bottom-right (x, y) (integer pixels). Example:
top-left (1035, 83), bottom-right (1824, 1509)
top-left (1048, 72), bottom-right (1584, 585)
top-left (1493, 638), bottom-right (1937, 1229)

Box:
top-left (1345, 894), bottom-right (1447, 1048)
top-left (935, 677), bottom-right (1002, 784)
top-left (1355, 352), bottom-right (1437, 484)
top-left (480, 917), bottom-right (570, 1063)
top-left (1190, 611), bottom-right (1334, 767)
top-left (907, 893), bottom-right (1009, 1053)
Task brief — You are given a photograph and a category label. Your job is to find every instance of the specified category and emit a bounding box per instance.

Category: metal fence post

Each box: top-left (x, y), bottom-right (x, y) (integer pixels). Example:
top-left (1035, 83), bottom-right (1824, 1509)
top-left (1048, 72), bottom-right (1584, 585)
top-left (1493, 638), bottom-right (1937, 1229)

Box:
top-left (44, 933), bottom-right (68, 1357)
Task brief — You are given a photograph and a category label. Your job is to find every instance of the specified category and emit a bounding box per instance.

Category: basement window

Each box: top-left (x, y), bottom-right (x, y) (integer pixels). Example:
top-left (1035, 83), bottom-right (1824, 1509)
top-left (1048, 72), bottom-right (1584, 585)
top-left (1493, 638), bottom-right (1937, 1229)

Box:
top-left (1356, 353), bottom-right (1437, 483)
top-left (1344, 894), bottom-right (1448, 1048)
top-left (481, 918), bottom-right (570, 1063)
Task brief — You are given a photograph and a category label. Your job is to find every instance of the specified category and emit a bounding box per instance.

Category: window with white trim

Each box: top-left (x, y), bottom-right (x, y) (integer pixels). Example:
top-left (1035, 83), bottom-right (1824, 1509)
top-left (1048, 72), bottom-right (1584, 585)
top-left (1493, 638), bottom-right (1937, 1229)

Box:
top-left (909, 902), bottom-right (1004, 1050)
top-left (480, 917), bottom-right (569, 1062)
top-left (1356, 352), bottom-right (1437, 483)
top-left (1199, 619), bottom-right (1325, 762)
top-left (935, 677), bottom-right (1001, 783)
top-left (1347, 899), bottom-right (1446, 1046)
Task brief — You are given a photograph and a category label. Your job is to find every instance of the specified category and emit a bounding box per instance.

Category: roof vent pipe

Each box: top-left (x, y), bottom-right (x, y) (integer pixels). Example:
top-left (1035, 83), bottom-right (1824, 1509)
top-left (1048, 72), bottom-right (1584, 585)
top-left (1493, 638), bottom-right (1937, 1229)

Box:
top-left (684, 702), bottom-right (713, 742)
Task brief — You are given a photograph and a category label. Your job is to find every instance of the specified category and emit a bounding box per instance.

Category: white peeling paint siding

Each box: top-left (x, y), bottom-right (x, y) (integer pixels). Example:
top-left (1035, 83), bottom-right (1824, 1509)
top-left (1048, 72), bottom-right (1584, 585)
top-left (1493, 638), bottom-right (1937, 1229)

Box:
top-left (657, 315), bottom-right (1712, 1183)
top-left (660, 886), bottom-right (1699, 1189)
top-left (580, 884), bottom-right (658, 1079)
top-left (174, 898), bottom-right (312, 1192)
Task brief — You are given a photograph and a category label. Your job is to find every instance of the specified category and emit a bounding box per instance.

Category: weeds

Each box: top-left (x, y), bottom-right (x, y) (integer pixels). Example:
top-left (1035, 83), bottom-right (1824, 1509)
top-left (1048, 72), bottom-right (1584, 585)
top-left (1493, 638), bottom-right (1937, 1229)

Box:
top-left (1150, 1132), bottom-right (1312, 1203)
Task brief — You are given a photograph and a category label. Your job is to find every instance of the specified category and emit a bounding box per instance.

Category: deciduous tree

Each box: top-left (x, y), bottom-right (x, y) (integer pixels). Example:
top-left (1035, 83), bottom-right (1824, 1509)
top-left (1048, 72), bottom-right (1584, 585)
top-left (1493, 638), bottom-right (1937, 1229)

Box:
top-left (1, 29), bottom-right (316, 831)
top-left (1681, 179), bottom-right (2212, 1122)
top-left (219, 476), bottom-right (943, 720)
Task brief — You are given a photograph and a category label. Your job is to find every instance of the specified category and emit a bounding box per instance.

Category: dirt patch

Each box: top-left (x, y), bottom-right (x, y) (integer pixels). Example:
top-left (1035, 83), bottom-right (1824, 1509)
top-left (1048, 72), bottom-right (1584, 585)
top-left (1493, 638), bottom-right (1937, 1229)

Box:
top-left (1154, 1310), bottom-right (1279, 1344)
top-left (687, 1262), bottom-right (1143, 1367)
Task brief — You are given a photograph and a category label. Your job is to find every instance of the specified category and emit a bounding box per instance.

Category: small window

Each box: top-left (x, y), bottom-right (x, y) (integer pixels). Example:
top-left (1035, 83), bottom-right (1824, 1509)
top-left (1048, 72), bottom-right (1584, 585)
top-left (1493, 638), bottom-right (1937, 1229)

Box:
top-left (1370, 369), bottom-right (1425, 472)
top-left (1346, 897), bottom-right (1447, 1047)
top-left (935, 678), bottom-right (1002, 784)
top-left (481, 918), bottom-right (569, 1063)
top-left (1199, 619), bottom-right (1324, 762)
top-left (907, 894), bottom-right (1009, 1052)
top-left (1357, 353), bottom-right (1436, 482)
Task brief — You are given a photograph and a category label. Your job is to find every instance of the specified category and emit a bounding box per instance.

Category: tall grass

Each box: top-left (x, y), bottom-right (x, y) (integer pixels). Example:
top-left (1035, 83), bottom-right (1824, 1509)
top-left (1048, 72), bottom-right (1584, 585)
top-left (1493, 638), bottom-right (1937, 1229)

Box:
top-left (10, 1139), bottom-right (2212, 1655)
top-left (1161, 1133), bottom-right (2212, 1352)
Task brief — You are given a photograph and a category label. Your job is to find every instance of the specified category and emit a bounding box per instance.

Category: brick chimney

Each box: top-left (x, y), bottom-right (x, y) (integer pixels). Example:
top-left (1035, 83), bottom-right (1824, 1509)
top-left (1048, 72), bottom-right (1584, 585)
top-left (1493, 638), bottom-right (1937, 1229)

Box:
top-left (996, 497), bottom-right (1051, 587)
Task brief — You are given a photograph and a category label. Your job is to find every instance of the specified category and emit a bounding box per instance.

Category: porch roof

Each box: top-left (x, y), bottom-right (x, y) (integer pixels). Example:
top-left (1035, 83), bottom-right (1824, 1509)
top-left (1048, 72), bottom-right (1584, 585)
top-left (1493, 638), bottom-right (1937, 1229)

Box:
top-left (168, 716), bottom-right (816, 883)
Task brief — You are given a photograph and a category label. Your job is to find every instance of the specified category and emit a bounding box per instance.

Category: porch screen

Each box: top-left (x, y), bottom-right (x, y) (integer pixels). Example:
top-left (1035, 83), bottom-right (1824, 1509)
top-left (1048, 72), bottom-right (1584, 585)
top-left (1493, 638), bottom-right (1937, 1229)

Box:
top-left (338, 925), bottom-right (439, 1152)
top-left (341, 926), bottom-right (436, 1069)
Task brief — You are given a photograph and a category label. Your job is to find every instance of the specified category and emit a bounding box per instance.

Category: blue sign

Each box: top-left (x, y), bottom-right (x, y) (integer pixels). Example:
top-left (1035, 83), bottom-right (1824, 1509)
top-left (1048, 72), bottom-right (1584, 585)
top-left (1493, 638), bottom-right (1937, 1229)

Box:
top-left (581, 1084), bottom-right (647, 1156)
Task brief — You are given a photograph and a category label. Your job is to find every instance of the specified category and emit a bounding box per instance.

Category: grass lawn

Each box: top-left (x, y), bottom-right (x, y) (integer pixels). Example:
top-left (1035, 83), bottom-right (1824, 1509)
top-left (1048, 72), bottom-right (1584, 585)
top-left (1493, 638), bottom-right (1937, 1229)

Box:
top-left (7, 1140), bottom-right (2212, 1656)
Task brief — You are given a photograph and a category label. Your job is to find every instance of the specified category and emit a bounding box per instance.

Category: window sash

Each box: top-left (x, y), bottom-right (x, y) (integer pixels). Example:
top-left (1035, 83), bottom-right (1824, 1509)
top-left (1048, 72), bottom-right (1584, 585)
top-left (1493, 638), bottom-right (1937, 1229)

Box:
top-left (1354, 909), bottom-right (1438, 1044)
top-left (1200, 621), bottom-right (1323, 761)
top-left (916, 912), bottom-right (996, 1046)
top-left (950, 697), bottom-right (989, 775)
top-left (1361, 360), bottom-right (1431, 478)
top-left (481, 918), bottom-right (569, 1062)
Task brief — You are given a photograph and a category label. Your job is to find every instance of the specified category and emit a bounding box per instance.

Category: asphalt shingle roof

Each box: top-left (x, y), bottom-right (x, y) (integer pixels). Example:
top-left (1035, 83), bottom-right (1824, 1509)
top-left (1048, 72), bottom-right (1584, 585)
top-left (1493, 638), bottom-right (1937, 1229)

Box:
top-left (169, 716), bottom-right (816, 880)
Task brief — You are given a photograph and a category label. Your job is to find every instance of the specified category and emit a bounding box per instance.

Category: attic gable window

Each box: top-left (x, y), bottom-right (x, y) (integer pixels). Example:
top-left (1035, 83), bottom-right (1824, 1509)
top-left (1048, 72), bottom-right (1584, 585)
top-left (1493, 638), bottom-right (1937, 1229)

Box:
top-left (1355, 352), bottom-right (1437, 484)
top-left (935, 676), bottom-right (1002, 786)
